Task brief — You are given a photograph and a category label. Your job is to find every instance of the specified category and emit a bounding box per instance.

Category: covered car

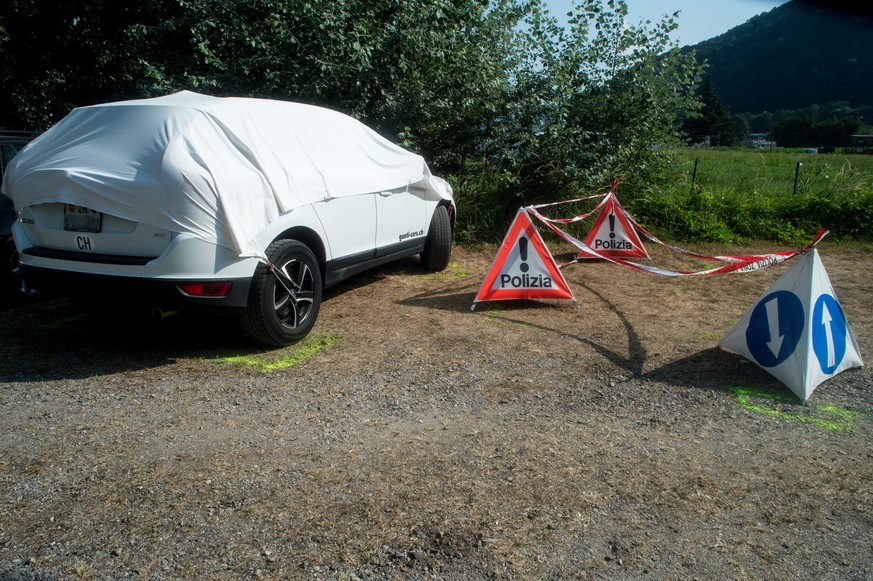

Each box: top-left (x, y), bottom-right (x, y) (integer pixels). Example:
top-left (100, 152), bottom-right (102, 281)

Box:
top-left (2, 91), bottom-right (455, 345)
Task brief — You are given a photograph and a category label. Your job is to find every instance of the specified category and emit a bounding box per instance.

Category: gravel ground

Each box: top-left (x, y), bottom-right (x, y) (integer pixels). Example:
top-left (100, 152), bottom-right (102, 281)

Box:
top-left (0, 241), bottom-right (871, 580)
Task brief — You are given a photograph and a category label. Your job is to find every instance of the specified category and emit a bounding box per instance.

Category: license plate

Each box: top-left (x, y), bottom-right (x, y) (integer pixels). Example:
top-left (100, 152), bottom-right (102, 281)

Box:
top-left (64, 204), bottom-right (102, 233)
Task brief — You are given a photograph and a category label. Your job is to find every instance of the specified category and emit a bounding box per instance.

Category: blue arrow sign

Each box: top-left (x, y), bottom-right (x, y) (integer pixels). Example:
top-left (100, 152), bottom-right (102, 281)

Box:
top-left (745, 290), bottom-right (805, 367)
top-left (811, 294), bottom-right (848, 375)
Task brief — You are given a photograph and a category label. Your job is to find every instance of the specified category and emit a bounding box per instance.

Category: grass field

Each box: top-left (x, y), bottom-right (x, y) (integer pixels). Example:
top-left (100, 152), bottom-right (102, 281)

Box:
top-left (627, 148), bottom-right (873, 244)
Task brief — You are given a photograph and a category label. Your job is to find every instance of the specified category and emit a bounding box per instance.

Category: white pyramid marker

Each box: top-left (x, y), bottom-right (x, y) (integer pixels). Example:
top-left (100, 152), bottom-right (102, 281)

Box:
top-left (719, 249), bottom-right (863, 401)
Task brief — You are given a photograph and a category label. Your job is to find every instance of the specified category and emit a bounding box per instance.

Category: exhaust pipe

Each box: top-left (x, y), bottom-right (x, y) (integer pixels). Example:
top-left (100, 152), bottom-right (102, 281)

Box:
top-left (150, 307), bottom-right (179, 320)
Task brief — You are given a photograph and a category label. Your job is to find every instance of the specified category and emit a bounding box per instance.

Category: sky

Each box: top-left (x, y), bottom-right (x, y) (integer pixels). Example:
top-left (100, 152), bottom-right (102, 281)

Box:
top-left (544, 0), bottom-right (790, 47)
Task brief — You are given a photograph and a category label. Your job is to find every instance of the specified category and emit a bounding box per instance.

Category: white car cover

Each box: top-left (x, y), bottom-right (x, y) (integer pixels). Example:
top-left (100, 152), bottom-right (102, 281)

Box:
top-left (1, 91), bottom-right (452, 258)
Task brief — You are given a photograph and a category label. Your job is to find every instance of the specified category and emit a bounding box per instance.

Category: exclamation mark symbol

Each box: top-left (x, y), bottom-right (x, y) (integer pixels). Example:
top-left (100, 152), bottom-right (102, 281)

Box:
top-left (518, 236), bottom-right (529, 272)
top-left (608, 213), bottom-right (616, 239)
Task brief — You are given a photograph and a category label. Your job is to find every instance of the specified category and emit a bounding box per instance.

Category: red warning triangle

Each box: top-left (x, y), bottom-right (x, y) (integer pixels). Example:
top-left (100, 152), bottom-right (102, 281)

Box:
top-left (581, 194), bottom-right (649, 259)
top-left (474, 209), bottom-right (574, 304)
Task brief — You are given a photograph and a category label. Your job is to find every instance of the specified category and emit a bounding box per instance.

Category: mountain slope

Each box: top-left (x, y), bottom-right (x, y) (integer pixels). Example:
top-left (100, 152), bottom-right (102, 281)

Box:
top-left (681, 1), bottom-right (873, 114)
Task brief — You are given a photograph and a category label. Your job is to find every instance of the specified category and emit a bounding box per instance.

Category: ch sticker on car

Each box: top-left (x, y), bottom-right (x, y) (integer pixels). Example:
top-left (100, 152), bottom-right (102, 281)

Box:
top-left (75, 235), bottom-right (94, 251)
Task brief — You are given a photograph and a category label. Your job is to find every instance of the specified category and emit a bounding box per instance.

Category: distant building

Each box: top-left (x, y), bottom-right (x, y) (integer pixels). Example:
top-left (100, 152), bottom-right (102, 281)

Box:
top-left (745, 132), bottom-right (776, 149)
top-left (848, 135), bottom-right (873, 154)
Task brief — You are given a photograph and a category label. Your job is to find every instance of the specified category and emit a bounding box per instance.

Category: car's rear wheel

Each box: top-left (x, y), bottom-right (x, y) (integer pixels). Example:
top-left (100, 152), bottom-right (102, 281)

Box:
top-left (240, 239), bottom-right (322, 346)
top-left (420, 205), bottom-right (452, 272)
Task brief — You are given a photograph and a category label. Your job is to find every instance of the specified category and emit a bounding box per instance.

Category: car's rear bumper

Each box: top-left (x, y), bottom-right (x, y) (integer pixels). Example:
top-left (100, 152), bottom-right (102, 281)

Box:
top-left (20, 263), bottom-right (252, 313)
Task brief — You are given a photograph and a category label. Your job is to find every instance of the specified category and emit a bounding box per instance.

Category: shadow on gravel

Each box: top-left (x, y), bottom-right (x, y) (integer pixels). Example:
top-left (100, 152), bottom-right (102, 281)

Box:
top-left (643, 347), bottom-right (780, 395)
top-left (0, 257), bottom-right (465, 383)
top-left (482, 311), bottom-right (650, 377)
top-left (323, 256), bottom-right (428, 299)
top-left (401, 275), bottom-right (651, 375)
top-left (575, 280), bottom-right (647, 375)
top-left (399, 287), bottom-right (499, 313)
top-left (0, 297), bottom-right (273, 382)
top-left (410, 274), bottom-right (782, 399)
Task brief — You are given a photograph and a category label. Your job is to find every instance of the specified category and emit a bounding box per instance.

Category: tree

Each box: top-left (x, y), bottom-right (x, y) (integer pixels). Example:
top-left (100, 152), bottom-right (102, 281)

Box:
top-left (682, 76), bottom-right (746, 146)
top-left (773, 115), bottom-right (813, 148)
top-left (356, 0), bottom-right (524, 171)
top-left (1, 0), bottom-right (704, 239)
top-left (0, 0), bottom-right (191, 129)
top-left (490, 0), bottom-right (703, 197)
top-left (811, 116), bottom-right (861, 147)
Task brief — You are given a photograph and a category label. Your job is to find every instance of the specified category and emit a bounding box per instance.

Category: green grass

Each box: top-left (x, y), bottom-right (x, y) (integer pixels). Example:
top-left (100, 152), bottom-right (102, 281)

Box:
top-left (451, 148), bottom-right (873, 245)
top-left (415, 262), bottom-right (470, 280)
top-left (627, 148), bottom-right (873, 244)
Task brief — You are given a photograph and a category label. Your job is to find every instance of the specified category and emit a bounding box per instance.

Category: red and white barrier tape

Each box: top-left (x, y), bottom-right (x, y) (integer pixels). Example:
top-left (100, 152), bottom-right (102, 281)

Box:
top-left (526, 182), bottom-right (828, 277)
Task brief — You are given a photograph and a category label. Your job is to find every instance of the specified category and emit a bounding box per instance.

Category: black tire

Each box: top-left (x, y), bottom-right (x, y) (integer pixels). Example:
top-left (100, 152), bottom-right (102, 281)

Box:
top-left (420, 205), bottom-right (452, 272)
top-left (240, 239), bottom-right (322, 346)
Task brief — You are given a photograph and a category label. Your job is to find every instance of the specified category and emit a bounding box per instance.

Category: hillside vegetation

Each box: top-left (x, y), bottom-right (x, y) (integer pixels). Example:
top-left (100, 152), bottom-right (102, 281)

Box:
top-left (682, 1), bottom-right (873, 114)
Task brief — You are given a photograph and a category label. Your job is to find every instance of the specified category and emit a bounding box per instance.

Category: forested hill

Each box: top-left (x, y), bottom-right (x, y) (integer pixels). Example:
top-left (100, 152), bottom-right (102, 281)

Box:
top-left (681, 1), bottom-right (873, 114)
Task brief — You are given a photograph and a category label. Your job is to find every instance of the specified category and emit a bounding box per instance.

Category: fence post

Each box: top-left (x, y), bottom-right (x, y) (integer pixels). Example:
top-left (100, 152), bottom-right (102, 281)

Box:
top-left (793, 160), bottom-right (802, 195)
top-left (690, 157), bottom-right (699, 195)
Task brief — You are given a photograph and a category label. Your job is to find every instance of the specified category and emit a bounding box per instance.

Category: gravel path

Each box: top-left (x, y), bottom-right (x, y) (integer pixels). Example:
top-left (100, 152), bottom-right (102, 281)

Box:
top-left (1, 243), bottom-right (871, 580)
